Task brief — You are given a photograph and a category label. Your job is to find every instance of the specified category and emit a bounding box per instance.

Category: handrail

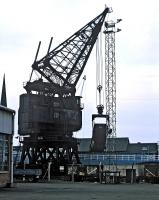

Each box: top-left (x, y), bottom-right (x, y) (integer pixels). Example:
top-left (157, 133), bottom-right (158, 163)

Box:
top-left (79, 154), bottom-right (159, 163)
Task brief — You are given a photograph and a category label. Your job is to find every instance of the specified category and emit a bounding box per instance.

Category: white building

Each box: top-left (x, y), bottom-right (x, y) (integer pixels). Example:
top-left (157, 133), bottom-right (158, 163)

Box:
top-left (0, 105), bottom-right (15, 187)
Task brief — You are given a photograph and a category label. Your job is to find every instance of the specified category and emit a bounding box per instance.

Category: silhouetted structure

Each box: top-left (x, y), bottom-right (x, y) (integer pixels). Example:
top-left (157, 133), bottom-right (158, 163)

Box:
top-left (1, 74), bottom-right (7, 107)
top-left (17, 8), bottom-right (110, 176)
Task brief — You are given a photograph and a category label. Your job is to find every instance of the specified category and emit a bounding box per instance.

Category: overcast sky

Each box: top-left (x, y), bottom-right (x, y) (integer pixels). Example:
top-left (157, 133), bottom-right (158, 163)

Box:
top-left (0, 0), bottom-right (159, 143)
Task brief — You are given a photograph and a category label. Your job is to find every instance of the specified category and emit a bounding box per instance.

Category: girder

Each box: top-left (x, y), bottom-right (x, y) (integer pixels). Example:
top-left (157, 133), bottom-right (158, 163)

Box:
top-left (19, 139), bottom-right (80, 176)
top-left (105, 30), bottom-right (116, 138)
top-left (32, 8), bottom-right (109, 91)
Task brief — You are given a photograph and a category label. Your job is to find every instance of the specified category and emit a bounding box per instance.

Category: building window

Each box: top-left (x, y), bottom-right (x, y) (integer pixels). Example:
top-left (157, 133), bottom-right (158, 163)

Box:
top-left (0, 134), bottom-right (9, 171)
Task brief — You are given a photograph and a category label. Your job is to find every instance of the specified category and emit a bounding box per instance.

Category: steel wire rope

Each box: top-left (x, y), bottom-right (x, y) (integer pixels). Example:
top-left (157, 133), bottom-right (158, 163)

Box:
top-left (96, 29), bottom-right (104, 109)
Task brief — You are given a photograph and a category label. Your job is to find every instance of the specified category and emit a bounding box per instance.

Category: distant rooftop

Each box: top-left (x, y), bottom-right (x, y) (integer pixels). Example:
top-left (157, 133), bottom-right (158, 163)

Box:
top-left (127, 143), bottom-right (157, 155)
top-left (77, 137), bottom-right (158, 155)
top-left (77, 138), bottom-right (91, 153)
top-left (0, 105), bottom-right (15, 114)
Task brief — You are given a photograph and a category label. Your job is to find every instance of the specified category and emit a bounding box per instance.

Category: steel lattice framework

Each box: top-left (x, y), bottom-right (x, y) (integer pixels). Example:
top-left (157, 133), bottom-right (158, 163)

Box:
top-left (104, 25), bottom-right (116, 139)
top-left (32, 8), bottom-right (109, 95)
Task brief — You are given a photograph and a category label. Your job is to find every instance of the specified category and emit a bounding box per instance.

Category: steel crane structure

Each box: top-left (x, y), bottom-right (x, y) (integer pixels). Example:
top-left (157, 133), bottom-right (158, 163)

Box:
top-left (104, 19), bottom-right (121, 149)
top-left (104, 21), bottom-right (117, 140)
top-left (18, 7), bottom-right (110, 176)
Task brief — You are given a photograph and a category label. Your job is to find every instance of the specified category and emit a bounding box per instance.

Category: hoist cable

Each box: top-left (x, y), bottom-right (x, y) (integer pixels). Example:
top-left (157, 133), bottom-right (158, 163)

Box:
top-left (96, 28), bottom-right (104, 108)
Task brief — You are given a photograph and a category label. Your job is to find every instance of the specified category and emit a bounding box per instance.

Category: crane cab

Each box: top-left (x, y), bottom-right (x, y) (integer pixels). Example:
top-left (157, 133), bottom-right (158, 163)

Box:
top-left (18, 93), bottom-right (82, 140)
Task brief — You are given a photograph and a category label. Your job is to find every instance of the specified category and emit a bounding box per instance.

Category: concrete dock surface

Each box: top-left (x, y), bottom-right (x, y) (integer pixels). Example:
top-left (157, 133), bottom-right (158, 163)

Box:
top-left (0, 182), bottom-right (159, 200)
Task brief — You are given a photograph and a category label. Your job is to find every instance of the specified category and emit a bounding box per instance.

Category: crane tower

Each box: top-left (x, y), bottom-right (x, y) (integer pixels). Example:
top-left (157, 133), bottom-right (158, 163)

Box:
top-left (104, 19), bottom-right (121, 142)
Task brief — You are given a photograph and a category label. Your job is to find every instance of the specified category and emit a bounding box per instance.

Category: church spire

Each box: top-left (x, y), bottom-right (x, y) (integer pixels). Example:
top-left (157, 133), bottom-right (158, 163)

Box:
top-left (1, 74), bottom-right (7, 107)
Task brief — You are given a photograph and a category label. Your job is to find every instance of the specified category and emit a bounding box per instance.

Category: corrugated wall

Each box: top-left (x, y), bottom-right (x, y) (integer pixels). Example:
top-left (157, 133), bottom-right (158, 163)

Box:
top-left (0, 107), bottom-right (15, 187)
top-left (0, 110), bottom-right (12, 134)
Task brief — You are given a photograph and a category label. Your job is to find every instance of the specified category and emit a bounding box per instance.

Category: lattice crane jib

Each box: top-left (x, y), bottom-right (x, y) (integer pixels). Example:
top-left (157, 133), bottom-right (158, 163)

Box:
top-left (31, 8), bottom-right (109, 95)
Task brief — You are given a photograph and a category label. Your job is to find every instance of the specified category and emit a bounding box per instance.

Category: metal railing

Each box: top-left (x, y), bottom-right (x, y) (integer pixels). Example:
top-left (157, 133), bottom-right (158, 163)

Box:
top-left (79, 154), bottom-right (159, 164)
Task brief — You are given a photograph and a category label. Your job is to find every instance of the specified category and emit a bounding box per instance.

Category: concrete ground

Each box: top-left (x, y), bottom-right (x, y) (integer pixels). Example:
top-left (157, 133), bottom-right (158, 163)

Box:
top-left (0, 182), bottom-right (159, 200)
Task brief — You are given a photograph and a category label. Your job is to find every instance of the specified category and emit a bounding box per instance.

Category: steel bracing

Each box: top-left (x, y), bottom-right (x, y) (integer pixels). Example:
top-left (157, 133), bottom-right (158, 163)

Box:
top-left (31, 8), bottom-right (109, 96)
top-left (19, 139), bottom-right (80, 175)
top-left (104, 26), bottom-right (116, 140)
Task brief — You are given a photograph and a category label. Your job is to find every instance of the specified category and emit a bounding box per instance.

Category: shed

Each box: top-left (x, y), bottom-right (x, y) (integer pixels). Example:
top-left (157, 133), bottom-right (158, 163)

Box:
top-left (0, 105), bottom-right (15, 187)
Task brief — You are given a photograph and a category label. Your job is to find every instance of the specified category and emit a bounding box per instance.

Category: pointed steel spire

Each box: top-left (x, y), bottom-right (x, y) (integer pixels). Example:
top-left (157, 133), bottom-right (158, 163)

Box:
top-left (1, 74), bottom-right (7, 107)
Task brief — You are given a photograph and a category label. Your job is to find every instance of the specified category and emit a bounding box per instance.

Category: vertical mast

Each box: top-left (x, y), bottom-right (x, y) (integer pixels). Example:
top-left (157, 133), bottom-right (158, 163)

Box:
top-left (104, 22), bottom-right (116, 139)
top-left (104, 19), bottom-right (121, 140)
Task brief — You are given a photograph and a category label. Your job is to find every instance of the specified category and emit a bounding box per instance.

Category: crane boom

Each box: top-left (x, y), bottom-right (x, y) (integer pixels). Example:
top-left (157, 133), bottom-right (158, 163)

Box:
top-left (32, 8), bottom-right (109, 94)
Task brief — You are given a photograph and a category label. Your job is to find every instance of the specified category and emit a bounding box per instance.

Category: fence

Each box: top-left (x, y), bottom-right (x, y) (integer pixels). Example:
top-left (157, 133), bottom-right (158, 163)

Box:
top-left (79, 154), bottom-right (159, 165)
